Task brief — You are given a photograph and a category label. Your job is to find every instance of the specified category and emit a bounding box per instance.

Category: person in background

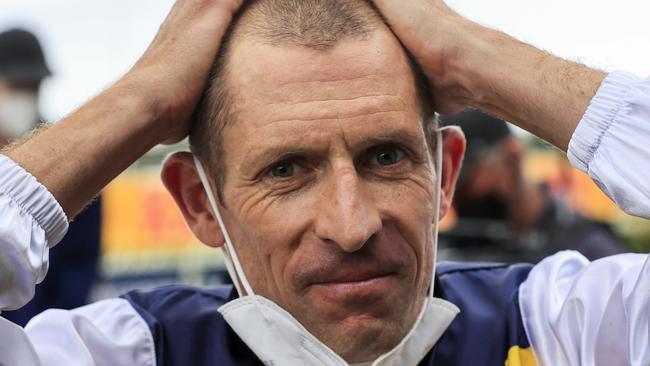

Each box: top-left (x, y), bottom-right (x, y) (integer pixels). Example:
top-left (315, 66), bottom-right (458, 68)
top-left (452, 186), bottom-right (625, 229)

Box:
top-left (0, 28), bottom-right (102, 326)
top-left (0, 29), bottom-right (49, 145)
top-left (439, 109), bottom-right (626, 263)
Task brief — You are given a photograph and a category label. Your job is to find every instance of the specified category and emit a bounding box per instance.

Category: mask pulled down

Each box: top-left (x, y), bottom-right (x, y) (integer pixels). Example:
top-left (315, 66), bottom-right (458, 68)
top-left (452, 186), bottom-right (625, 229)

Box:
top-left (191, 126), bottom-right (459, 366)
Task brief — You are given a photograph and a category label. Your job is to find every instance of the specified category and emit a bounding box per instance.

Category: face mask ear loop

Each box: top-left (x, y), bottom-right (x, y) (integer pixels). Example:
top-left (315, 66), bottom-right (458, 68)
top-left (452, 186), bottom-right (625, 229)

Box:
top-left (193, 157), bottom-right (274, 325)
top-left (220, 240), bottom-right (245, 297)
top-left (430, 125), bottom-right (444, 298)
top-left (192, 156), bottom-right (255, 298)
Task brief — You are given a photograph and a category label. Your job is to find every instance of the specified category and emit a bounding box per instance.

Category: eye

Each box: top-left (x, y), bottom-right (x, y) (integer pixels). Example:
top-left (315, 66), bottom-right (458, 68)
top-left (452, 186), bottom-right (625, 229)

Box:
top-left (270, 162), bottom-right (296, 178)
top-left (372, 146), bottom-right (406, 166)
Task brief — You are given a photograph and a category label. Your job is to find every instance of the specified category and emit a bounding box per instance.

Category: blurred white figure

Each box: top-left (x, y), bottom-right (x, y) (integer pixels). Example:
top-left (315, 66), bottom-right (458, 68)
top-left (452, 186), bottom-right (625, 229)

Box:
top-left (0, 29), bottom-right (50, 145)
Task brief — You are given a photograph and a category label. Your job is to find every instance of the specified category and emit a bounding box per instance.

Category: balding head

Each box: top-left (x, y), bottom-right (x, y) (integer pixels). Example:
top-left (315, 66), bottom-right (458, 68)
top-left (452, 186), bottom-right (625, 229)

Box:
top-left (189, 0), bottom-right (432, 193)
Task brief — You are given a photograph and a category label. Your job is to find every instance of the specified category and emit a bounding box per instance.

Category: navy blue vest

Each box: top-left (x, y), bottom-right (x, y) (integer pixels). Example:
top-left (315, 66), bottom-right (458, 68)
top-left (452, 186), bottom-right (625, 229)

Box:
top-left (121, 262), bottom-right (533, 366)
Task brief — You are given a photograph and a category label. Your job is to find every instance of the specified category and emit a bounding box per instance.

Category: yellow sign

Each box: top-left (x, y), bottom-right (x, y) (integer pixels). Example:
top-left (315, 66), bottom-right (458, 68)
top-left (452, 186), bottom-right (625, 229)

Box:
top-left (101, 169), bottom-right (202, 258)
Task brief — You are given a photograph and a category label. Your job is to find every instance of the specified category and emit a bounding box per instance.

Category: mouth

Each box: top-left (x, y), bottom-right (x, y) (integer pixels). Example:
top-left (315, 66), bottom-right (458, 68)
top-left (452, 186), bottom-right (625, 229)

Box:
top-left (309, 271), bottom-right (398, 303)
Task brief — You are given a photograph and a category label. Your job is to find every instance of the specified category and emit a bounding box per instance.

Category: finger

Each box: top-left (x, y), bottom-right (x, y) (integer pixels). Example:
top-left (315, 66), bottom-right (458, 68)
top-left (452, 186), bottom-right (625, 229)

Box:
top-left (154, 0), bottom-right (244, 50)
top-left (371, 0), bottom-right (438, 34)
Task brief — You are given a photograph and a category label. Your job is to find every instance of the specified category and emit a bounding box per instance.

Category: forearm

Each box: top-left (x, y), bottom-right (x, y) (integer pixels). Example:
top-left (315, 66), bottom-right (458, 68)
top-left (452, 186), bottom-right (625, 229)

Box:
top-left (2, 0), bottom-right (242, 218)
top-left (3, 79), bottom-right (161, 218)
top-left (372, 0), bottom-right (607, 151)
top-left (450, 22), bottom-right (607, 150)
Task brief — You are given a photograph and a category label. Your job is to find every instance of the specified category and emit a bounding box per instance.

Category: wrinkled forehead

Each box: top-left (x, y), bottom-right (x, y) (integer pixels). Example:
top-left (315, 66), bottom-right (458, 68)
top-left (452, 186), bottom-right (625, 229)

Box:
top-left (226, 29), bottom-right (422, 132)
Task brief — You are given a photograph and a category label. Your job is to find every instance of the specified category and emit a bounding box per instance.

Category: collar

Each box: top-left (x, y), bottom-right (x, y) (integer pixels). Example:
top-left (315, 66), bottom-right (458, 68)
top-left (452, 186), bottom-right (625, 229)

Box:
top-left (218, 293), bottom-right (459, 366)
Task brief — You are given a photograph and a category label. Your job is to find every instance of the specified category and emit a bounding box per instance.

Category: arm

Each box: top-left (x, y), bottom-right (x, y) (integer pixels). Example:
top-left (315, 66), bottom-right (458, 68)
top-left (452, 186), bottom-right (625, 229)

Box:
top-left (0, 0), bottom-right (241, 317)
top-left (373, 0), bottom-right (650, 218)
top-left (371, 0), bottom-right (605, 151)
top-left (2, 0), bottom-right (243, 218)
top-left (567, 72), bottom-right (650, 218)
top-left (0, 298), bottom-right (156, 366)
top-left (0, 156), bottom-right (154, 366)
top-left (0, 0), bottom-right (241, 362)
top-left (0, 156), bottom-right (67, 311)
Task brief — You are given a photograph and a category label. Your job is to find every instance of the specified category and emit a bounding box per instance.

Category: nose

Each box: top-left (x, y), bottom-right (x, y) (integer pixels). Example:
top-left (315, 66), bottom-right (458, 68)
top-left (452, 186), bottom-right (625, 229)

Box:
top-left (314, 166), bottom-right (383, 252)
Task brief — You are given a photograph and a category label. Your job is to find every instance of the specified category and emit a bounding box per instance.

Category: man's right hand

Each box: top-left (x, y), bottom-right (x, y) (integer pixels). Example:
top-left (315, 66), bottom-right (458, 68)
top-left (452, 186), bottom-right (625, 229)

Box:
top-left (4, 0), bottom-right (242, 217)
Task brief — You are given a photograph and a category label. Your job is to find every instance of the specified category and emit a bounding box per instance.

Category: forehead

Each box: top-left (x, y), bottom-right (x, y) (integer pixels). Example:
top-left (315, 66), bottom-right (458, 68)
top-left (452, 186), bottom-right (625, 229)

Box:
top-left (232, 29), bottom-right (417, 108)
top-left (222, 29), bottom-right (423, 160)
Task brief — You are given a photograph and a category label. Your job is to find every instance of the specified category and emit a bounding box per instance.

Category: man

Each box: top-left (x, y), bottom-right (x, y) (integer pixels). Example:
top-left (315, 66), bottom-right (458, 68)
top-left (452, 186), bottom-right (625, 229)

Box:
top-left (0, 1), bottom-right (649, 365)
top-left (0, 28), bottom-right (102, 327)
top-left (0, 29), bottom-right (49, 145)
top-left (439, 109), bottom-right (626, 263)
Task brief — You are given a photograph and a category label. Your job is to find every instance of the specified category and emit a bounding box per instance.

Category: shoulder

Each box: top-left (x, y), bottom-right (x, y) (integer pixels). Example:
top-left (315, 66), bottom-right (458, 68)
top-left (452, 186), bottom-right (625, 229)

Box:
top-left (121, 284), bottom-right (235, 311)
top-left (24, 297), bottom-right (156, 365)
top-left (437, 261), bottom-right (532, 274)
top-left (436, 261), bottom-right (533, 298)
top-left (435, 261), bottom-right (533, 319)
top-left (120, 284), bottom-right (237, 331)
top-left (520, 250), bottom-right (644, 305)
top-left (520, 250), bottom-right (649, 365)
top-left (432, 262), bottom-right (535, 365)
top-left (119, 284), bottom-right (259, 365)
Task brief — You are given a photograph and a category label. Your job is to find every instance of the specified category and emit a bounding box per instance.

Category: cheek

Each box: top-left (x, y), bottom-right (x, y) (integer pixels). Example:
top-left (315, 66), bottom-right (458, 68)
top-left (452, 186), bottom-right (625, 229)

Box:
top-left (372, 171), bottom-right (437, 226)
top-left (227, 190), bottom-right (315, 300)
top-left (369, 177), bottom-right (437, 274)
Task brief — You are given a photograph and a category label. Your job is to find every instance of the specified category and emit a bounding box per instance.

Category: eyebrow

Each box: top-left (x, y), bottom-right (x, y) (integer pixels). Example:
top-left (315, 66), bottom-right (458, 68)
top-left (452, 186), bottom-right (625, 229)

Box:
top-left (353, 128), bottom-right (424, 152)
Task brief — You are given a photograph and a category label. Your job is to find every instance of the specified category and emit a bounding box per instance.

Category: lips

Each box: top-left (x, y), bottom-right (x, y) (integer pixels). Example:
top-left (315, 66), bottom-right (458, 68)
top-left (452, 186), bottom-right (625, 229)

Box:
top-left (296, 235), bottom-right (408, 303)
top-left (311, 267), bottom-right (393, 285)
top-left (308, 266), bottom-right (398, 303)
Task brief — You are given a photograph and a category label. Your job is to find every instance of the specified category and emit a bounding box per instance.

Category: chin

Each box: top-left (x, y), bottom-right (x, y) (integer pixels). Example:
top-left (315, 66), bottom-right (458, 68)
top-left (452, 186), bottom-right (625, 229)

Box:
top-left (330, 314), bottom-right (406, 363)
top-left (291, 277), bottom-right (424, 361)
top-left (297, 300), bottom-right (412, 363)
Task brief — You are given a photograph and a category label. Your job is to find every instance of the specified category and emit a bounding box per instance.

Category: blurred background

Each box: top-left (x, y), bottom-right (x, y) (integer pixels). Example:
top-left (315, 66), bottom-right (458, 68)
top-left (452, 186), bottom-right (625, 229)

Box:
top-left (1, 0), bottom-right (649, 323)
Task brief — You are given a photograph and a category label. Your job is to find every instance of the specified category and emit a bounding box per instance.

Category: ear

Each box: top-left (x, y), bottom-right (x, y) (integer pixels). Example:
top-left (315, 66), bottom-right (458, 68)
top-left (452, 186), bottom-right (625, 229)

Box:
top-left (435, 126), bottom-right (466, 220)
top-left (161, 152), bottom-right (225, 248)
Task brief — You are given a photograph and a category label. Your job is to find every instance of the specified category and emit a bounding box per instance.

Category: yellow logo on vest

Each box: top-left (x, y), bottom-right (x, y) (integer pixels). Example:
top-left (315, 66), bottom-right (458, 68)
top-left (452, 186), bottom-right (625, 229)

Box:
top-left (505, 346), bottom-right (537, 366)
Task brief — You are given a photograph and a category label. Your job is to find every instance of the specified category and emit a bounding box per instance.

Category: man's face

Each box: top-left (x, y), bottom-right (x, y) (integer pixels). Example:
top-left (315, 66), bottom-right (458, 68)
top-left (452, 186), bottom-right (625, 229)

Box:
top-left (213, 30), bottom-right (439, 362)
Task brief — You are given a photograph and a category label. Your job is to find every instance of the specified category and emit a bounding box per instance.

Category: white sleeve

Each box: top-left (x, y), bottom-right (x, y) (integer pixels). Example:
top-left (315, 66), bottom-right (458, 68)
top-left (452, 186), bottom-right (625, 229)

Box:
top-left (519, 251), bottom-right (650, 366)
top-left (0, 298), bottom-right (157, 366)
top-left (568, 71), bottom-right (650, 219)
top-left (0, 155), bottom-right (68, 311)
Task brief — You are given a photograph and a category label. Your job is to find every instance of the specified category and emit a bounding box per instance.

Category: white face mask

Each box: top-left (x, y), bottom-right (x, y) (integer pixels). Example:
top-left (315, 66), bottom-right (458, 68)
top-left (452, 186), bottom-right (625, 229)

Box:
top-left (193, 124), bottom-right (460, 366)
top-left (0, 91), bottom-right (39, 139)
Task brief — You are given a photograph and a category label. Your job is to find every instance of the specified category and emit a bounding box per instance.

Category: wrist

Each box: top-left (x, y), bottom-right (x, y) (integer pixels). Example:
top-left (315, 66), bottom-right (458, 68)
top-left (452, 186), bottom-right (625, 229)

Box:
top-left (441, 20), bottom-right (523, 111)
top-left (422, 8), bottom-right (501, 112)
top-left (113, 72), bottom-right (182, 146)
top-left (445, 22), bottom-right (606, 148)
